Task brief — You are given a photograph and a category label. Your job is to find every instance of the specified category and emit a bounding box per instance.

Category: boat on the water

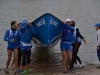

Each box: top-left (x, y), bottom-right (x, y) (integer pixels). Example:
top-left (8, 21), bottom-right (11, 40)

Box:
top-left (32, 13), bottom-right (63, 46)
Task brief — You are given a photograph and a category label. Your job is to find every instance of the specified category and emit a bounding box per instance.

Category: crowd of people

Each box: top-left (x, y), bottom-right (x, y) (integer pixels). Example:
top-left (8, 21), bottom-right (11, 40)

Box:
top-left (60, 18), bottom-right (100, 73)
top-left (60, 18), bottom-right (87, 73)
top-left (3, 18), bottom-right (100, 74)
top-left (4, 20), bottom-right (37, 74)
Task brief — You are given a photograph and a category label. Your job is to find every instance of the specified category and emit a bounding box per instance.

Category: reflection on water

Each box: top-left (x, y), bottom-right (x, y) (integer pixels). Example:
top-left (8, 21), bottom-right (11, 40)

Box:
top-left (0, 0), bottom-right (100, 68)
top-left (31, 46), bottom-right (61, 64)
top-left (30, 46), bottom-right (62, 69)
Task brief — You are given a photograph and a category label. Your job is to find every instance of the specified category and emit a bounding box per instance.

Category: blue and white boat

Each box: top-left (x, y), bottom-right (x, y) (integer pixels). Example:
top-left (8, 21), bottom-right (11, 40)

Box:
top-left (32, 13), bottom-right (63, 46)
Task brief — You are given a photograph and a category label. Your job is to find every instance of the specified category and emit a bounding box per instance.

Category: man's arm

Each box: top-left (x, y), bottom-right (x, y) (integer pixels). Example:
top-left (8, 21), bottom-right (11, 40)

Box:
top-left (97, 34), bottom-right (100, 50)
top-left (17, 31), bottom-right (21, 39)
top-left (31, 26), bottom-right (37, 34)
top-left (76, 28), bottom-right (87, 45)
top-left (20, 24), bottom-right (28, 32)
top-left (76, 28), bottom-right (84, 39)
top-left (4, 30), bottom-right (11, 42)
top-left (59, 25), bottom-right (65, 33)
top-left (97, 33), bottom-right (100, 47)
top-left (65, 24), bottom-right (74, 32)
top-left (28, 22), bottom-right (37, 34)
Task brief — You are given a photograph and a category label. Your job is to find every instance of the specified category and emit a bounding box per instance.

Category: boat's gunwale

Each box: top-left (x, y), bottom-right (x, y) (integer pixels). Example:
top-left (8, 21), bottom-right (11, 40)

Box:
top-left (32, 13), bottom-right (63, 24)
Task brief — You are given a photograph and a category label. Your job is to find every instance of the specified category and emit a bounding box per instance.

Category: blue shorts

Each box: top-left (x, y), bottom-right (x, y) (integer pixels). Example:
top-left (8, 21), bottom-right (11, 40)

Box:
top-left (60, 42), bottom-right (73, 52)
top-left (7, 47), bottom-right (18, 50)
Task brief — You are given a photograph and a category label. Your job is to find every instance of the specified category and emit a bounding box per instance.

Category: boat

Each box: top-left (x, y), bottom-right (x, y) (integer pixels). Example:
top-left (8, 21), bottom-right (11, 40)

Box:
top-left (32, 13), bottom-right (63, 46)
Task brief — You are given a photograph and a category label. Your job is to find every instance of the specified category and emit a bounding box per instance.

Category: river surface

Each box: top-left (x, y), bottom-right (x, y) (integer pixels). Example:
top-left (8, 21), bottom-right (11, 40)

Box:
top-left (0, 0), bottom-right (100, 69)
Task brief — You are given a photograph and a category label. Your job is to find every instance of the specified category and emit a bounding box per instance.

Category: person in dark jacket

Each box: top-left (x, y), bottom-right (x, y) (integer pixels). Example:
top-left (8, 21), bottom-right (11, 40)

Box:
top-left (20, 20), bottom-right (37, 74)
top-left (70, 21), bottom-right (87, 69)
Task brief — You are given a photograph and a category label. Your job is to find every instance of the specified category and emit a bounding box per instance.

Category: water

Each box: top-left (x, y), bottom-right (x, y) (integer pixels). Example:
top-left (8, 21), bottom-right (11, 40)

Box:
top-left (0, 0), bottom-right (100, 69)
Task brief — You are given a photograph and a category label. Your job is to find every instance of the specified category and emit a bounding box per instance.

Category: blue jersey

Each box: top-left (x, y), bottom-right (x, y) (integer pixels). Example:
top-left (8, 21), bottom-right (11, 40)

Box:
top-left (4, 29), bottom-right (19, 49)
top-left (60, 24), bottom-right (74, 43)
top-left (20, 23), bottom-right (37, 51)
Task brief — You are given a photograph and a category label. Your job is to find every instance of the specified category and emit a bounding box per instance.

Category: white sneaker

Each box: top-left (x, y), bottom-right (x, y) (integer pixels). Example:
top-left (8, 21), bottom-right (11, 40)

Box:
top-left (78, 64), bottom-right (84, 68)
top-left (74, 65), bottom-right (78, 68)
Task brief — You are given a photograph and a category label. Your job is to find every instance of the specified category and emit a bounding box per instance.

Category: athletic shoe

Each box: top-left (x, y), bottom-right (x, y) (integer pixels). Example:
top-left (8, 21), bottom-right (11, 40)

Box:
top-left (16, 70), bottom-right (19, 73)
top-left (78, 64), bottom-right (84, 68)
top-left (21, 71), bottom-right (26, 75)
top-left (21, 70), bottom-right (24, 72)
top-left (25, 68), bottom-right (29, 74)
top-left (21, 69), bottom-right (29, 75)
top-left (74, 65), bottom-right (78, 69)
top-left (96, 65), bottom-right (100, 69)
top-left (16, 69), bottom-right (22, 73)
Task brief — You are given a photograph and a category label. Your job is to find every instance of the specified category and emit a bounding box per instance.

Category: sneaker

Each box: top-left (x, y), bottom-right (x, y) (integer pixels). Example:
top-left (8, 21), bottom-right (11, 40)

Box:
top-left (16, 70), bottom-right (19, 73)
top-left (16, 69), bottom-right (22, 73)
top-left (21, 69), bottom-right (29, 75)
top-left (78, 64), bottom-right (84, 68)
top-left (21, 71), bottom-right (26, 75)
top-left (96, 66), bottom-right (100, 69)
top-left (25, 68), bottom-right (29, 74)
top-left (74, 65), bottom-right (78, 69)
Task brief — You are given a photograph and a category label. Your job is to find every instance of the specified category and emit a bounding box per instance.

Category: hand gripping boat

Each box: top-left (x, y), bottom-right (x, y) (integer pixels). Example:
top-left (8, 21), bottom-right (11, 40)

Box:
top-left (32, 13), bottom-right (63, 46)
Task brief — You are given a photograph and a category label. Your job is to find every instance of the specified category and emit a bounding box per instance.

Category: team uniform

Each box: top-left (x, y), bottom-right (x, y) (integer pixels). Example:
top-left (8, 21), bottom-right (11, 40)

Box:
top-left (60, 23), bottom-right (74, 51)
top-left (4, 28), bottom-right (19, 50)
top-left (20, 20), bottom-right (37, 66)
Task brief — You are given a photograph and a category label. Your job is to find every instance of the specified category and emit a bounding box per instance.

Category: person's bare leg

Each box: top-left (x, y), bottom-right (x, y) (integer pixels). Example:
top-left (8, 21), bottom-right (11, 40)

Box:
top-left (26, 63), bottom-right (29, 69)
top-left (66, 51), bottom-right (72, 69)
top-left (22, 66), bottom-right (26, 71)
top-left (13, 49), bottom-right (18, 73)
top-left (6, 50), bottom-right (12, 71)
top-left (9, 59), bottom-right (15, 70)
top-left (20, 63), bottom-right (22, 70)
top-left (17, 61), bottom-right (20, 70)
top-left (61, 51), bottom-right (67, 72)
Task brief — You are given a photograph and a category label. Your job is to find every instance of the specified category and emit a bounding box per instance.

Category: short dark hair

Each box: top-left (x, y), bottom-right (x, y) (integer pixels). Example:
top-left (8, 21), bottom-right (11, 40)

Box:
top-left (71, 21), bottom-right (75, 27)
top-left (18, 23), bottom-right (22, 26)
top-left (11, 21), bottom-right (16, 27)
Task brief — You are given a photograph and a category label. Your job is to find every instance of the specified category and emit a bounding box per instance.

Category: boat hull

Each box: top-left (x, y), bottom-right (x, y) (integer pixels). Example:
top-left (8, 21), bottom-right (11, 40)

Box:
top-left (32, 13), bottom-right (63, 46)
